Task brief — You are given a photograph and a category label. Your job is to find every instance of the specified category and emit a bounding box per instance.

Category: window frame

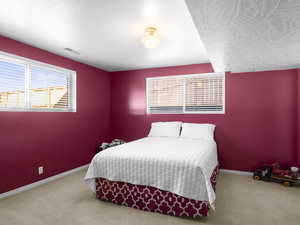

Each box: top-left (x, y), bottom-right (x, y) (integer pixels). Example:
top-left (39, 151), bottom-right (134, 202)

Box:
top-left (0, 51), bottom-right (76, 112)
top-left (146, 72), bottom-right (225, 114)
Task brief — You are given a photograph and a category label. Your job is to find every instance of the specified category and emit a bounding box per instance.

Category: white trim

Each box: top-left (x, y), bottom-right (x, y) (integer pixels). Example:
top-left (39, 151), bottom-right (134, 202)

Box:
top-left (0, 166), bottom-right (252, 199)
top-left (70, 71), bottom-right (77, 112)
top-left (0, 107), bottom-right (75, 112)
top-left (222, 74), bottom-right (226, 114)
top-left (220, 169), bottom-right (252, 176)
top-left (182, 78), bottom-right (187, 113)
top-left (146, 111), bottom-right (225, 115)
top-left (0, 164), bottom-right (89, 199)
top-left (146, 77), bottom-right (150, 114)
top-left (0, 51), bottom-right (76, 74)
top-left (145, 72), bottom-right (224, 80)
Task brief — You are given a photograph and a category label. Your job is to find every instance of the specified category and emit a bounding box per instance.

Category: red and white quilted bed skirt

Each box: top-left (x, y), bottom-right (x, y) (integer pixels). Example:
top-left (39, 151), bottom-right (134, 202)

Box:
top-left (95, 166), bottom-right (219, 218)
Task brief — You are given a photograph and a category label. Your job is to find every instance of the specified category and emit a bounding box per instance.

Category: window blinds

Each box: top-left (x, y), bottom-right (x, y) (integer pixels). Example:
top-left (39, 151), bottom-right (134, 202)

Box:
top-left (148, 77), bottom-right (184, 113)
top-left (0, 52), bottom-right (76, 112)
top-left (30, 66), bottom-right (70, 109)
top-left (147, 73), bottom-right (224, 114)
top-left (185, 76), bottom-right (224, 112)
top-left (0, 60), bottom-right (26, 108)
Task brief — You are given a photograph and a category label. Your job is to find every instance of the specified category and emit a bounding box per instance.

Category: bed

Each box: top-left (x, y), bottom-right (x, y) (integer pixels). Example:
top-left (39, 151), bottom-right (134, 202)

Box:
top-left (85, 124), bottom-right (219, 218)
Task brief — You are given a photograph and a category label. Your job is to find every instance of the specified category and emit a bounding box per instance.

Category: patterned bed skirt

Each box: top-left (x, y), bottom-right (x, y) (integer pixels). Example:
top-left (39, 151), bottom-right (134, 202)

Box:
top-left (95, 166), bottom-right (219, 218)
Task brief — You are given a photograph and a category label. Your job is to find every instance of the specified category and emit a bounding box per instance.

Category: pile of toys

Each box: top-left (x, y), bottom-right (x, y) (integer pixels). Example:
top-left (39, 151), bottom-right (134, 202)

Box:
top-left (253, 162), bottom-right (300, 187)
top-left (97, 139), bottom-right (126, 153)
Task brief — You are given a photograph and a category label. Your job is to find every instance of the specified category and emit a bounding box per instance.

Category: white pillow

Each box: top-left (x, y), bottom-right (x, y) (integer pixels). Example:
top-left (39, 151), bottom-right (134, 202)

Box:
top-left (148, 122), bottom-right (182, 137)
top-left (180, 123), bottom-right (215, 141)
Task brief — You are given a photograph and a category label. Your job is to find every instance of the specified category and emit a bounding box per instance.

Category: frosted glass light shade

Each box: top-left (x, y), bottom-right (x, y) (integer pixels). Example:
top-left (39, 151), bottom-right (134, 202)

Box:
top-left (141, 27), bottom-right (159, 49)
top-left (141, 36), bottom-right (160, 48)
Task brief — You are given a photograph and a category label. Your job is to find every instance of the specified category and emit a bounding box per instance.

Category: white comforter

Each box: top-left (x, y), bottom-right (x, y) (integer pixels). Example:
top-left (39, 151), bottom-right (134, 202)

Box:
top-left (84, 137), bottom-right (218, 207)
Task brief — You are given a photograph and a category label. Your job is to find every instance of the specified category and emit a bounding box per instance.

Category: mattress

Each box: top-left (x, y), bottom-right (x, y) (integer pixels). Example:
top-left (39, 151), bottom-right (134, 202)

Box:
top-left (85, 136), bottom-right (218, 207)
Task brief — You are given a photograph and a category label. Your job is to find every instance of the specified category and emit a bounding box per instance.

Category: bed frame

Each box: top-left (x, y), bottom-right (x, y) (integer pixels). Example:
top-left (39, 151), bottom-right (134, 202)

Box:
top-left (95, 166), bottom-right (218, 218)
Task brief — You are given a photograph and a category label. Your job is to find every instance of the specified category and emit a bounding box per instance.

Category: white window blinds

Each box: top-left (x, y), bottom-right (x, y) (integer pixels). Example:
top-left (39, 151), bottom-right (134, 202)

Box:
top-left (30, 66), bottom-right (71, 109)
top-left (147, 73), bottom-right (225, 114)
top-left (0, 60), bottom-right (26, 109)
top-left (0, 52), bottom-right (76, 112)
top-left (148, 77), bottom-right (184, 113)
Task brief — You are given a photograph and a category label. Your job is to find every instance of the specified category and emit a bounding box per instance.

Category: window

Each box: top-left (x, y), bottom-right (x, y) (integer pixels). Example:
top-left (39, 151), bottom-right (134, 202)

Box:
top-left (0, 51), bottom-right (76, 112)
top-left (146, 73), bottom-right (225, 114)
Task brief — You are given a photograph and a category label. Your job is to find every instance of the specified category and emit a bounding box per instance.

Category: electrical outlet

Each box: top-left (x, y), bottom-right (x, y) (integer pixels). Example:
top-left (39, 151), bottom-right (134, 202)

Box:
top-left (38, 166), bottom-right (43, 175)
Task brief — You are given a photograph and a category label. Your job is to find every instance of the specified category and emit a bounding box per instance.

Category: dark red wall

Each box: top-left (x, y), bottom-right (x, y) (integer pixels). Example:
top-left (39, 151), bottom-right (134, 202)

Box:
top-left (0, 36), bottom-right (111, 193)
top-left (110, 64), bottom-right (298, 171)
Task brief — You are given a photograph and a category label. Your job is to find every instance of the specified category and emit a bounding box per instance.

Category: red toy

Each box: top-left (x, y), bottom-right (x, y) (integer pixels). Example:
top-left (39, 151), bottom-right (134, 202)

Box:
top-left (254, 162), bottom-right (300, 187)
top-left (271, 162), bottom-right (289, 177)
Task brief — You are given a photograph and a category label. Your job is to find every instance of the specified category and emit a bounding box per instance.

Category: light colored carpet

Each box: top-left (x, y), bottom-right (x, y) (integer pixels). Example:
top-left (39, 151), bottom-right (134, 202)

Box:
top-left (0, 169), bottom-right (299, 225)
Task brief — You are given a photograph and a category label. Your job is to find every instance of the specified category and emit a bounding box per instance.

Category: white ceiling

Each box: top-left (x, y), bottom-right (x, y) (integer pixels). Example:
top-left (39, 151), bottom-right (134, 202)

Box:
top-left (2, 0), bottom-right (299, 73)
top-left (185, 0), bottom-right (300, 72)
top-left (0, 0), bottom-right (209, 72)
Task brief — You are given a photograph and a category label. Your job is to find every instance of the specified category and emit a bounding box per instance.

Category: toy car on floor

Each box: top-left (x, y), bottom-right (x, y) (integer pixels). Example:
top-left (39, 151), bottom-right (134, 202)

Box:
top-left (253, 162), bottom-right (300, 187)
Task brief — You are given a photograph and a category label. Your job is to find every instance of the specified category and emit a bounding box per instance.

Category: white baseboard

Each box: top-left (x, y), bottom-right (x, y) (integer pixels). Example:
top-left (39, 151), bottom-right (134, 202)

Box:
top-left (0, 164), bottom-right (89, 199)
top-left (0, 165), bottom-right (251, 199)
top-left (220, 169), bottom-right (252, 176)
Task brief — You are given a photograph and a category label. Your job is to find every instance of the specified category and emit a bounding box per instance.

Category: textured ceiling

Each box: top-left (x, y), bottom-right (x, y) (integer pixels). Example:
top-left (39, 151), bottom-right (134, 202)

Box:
top-left (185, 0), bottom-right (300, 72)
top-left (0, 0), bottom-right (208, 72)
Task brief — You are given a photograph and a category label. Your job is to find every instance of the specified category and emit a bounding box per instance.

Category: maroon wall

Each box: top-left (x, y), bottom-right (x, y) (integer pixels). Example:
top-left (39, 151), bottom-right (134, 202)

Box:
top-left (110, 64), bottom-right (298, 171)
top-left (0, 36), bottom-right (111, 193)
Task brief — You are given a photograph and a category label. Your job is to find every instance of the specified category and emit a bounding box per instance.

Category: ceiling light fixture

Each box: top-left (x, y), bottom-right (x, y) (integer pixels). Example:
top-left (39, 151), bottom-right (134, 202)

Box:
top-left (141, 27), bottom-right (159, 49)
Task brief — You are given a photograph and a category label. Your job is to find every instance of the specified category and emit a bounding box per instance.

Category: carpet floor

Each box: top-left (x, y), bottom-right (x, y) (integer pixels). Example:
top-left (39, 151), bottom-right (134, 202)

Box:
top-left (0, 169), bottom-right (299, 225)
